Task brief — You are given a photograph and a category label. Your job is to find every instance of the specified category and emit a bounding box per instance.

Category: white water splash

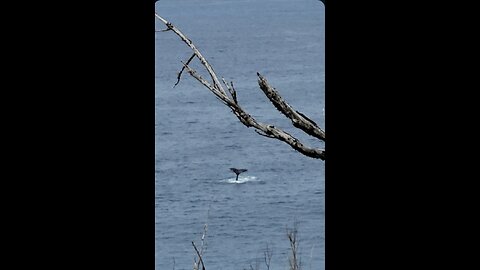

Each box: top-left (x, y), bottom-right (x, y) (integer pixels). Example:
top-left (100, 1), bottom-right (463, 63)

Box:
top-left (220, 175), bottom-right (258, 184)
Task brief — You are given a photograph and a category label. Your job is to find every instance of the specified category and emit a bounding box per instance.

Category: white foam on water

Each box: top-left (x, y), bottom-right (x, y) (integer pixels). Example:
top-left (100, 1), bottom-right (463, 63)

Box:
top-left (220, 175), bottom-right (258, 184)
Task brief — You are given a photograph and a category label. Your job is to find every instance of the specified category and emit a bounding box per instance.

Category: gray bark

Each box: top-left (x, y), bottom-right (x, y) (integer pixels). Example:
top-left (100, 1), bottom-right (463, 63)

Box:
top-left (156, 14), bottom-right (325, 160)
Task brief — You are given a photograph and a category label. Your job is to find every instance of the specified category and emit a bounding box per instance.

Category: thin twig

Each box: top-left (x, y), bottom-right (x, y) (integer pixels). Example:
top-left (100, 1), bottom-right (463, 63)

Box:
top-left (287, 222), bottom-right (300, 270)
top-left (192, 241), bottom-right (206, 270)
top-left (230, 81), bottom-right (238, 104)
top-left (222, 78), bottom-right (238, 104)
top-left (183, 64), bottom-right (232, 106)
top-left (200, 223), bottom-right (208, 256)
top-left (254, 129), bottom-right (275, 138)
top-left (174, 53), bottom-right (196, 87)
top-left (309, 245), bottom-right (315, 270)
top-left (264, 244), bottom-right (272, 270)
top-left (222, 77), bottom-right (232, 93)
top-left (155, 14), bottom-right (227, 96)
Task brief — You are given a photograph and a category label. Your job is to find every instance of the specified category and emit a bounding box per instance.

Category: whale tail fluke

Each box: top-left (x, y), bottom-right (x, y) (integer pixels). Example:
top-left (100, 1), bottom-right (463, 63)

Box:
top-left (230, 168), bottom-right (247, 181)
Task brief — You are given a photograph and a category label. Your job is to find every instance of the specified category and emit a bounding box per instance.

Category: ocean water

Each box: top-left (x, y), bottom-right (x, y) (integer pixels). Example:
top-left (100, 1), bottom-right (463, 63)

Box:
top-left (155, 0), bottom-right (325, 269)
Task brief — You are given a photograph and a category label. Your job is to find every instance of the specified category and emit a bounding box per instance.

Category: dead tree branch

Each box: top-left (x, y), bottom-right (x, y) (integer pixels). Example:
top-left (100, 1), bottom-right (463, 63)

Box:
top-left (192, 241), bottom-right (206, 270)
top-left (287, 223), bottom-right (301, 270)
top-left (200, 223), bottom-right (208, 256)
top-left (155, 14), bottom-right (227, 96)
top-left (264, 244), bottom-right (273, 270)
top-left (257, 73), bottom-right (325, 141)
top-left (174, 53), bottom-right (196, 88)
top-left (156, 14), bottom-right (325, 160)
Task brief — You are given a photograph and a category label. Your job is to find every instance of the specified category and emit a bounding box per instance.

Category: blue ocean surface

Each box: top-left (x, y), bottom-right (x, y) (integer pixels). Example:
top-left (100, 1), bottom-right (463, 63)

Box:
top-left (155, 0), bottom-right (325, 269)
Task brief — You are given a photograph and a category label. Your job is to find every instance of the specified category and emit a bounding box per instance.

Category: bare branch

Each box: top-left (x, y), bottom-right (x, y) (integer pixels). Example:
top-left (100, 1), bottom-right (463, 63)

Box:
top-left (174, 53), bottom-right (195, 88)
top-left (257, 73), bottom-right (326, 141)
top-left (287, 223), bottom-right (300, 270)
top-left (264, 244), bottom-right (273, 270)
top-left (192, 241), bottom-right (206, 270)
top-left (156, 14), bottom-right (325, 160)
top-left (183, 64), bottom-right (232, 106)
top-left (155, 13), bottom-right (227, 96)
top-left (155, 13), bottom-right (166, 23)
top-left (230, 81), bottom-right (238, 104)
top-left (156, 28), bottom-right (172, 32)
top-left (229, 107), bottom-right (325, 159)
top-left (200, 223), bottom-right (208, 256)
top-left (222, 78), bottom-right (238, 104)
top-left (222, 77), bottom-right (232, 92)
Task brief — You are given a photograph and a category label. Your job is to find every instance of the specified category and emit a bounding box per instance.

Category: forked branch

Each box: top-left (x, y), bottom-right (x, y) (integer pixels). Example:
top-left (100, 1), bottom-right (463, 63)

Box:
top-left (156, 14), bottom-right (325, 160)
top-left (192, 241), bottom-right (206, 270)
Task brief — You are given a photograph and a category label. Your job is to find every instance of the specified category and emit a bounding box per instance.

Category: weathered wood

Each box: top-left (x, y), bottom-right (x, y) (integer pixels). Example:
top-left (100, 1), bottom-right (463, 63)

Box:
top-left (192, 241), bottom-right (206, 270)
top-left (174, 53), bottom-right (195, 87)
top-left (155, 14), bottom-right (227, 97)
top-left (156, 14), bottom-right (325, 160)
top-left (257, 73), bottom-right (326, 141)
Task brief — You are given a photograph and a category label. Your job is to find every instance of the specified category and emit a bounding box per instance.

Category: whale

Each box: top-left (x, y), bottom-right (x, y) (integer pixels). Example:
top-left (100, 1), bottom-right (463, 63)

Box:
top-left (230, 168), bottom-right (248, 181)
